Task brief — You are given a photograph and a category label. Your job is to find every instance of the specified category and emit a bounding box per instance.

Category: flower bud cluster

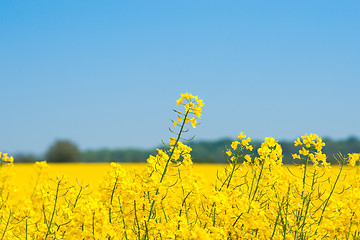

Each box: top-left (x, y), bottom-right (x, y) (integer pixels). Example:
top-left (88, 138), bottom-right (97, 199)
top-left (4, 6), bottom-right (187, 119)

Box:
top-left (0, 152), bottom-right (14, 165)
top-left (173, 92), bottom-right (204, 128)
top-left (226, 132), bottom-right (253, 163)
top-left (292, 134), bottom-right (328, 167)
top-left (348, 153), bottom-right (360, 167)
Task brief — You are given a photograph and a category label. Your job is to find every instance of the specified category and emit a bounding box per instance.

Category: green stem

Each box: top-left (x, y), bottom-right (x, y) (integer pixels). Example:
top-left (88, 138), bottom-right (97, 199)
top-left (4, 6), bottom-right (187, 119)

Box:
top-left (316, 156), bottom-right (344, 233)
top-left (219, 146), bottom-right (242, 191)
top-left (250, 160), bottom-right (265, 202)
top-left (298, 170), bottom-right (317, 237)
top-left (44, 180), bottom-right (61, 240)
top-left (92, 212), bottom-right (95, 238)
top-left (147, 110), bottom-right (190, 222)
top-left (212, 203), bottom-right (216, 227)
top-left (294, 146), bottom-right (312, 239)
top-left (270, 198), bottom-right (285, 240)
top-left (134, 200), bottom-right (141, 240)
top-left (346, 216), bottom-right (354, 240)
top-left (301, 146), bottom-right (312, 198)
top-left (25, 218), bottom-right (28, 240)
top-left (73, 185), bottom-right (83, 210)
top-left (1, 211), bottom-right (12, 240)
top-left (282, 184), bottom-right (291, 239)
top-left (160, 110), bottom-right (190, 183)
top-left (108, 177), bottom-right (119, 223)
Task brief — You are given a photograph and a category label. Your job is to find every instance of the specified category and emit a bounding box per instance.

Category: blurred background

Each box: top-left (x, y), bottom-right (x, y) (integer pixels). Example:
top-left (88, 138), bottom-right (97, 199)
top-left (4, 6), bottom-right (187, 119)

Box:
top-left (1, 1), bottom-right (359, 163)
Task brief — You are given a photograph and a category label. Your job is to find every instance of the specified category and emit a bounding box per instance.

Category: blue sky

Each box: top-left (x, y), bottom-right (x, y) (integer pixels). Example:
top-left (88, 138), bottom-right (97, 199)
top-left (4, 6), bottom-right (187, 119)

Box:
top-left (1, 1), bottom-right (359, 155)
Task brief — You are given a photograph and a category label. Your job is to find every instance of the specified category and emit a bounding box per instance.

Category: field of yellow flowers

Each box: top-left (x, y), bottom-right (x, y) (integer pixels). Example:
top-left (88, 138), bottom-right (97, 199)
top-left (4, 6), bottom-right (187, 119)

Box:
top-left (1, 92), bottom-right (360, 239)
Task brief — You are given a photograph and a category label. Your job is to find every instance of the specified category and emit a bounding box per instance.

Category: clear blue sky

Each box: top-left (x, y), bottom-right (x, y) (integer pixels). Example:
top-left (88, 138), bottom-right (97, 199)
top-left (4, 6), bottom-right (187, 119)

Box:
top-left (1, 1), bottom-right (359, 155)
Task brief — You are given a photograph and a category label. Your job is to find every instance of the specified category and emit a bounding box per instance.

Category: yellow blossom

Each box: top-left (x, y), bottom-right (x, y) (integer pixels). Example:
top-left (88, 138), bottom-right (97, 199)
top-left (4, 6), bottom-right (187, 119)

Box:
top-left (299, 147), bottom-right (309, 156)
top-left (226, 149), bottom-right (232, 156)
top-left (176, 97), bottom-right (184, 106)
top-left (294, 137), bottom-right (302, 146)
top-left (231, 141), bottom-right (239, 150)
top-left (238, 132), bottom-right (246, 140)
top-left (246, 145), bottom-right (253, 151)
top-left (190, 117), bottom-right (197, 128)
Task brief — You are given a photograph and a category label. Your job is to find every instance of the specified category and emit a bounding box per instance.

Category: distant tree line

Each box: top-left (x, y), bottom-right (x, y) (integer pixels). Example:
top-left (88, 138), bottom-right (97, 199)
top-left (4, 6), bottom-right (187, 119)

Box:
top-left (14, 137), bottom-right (360, 164)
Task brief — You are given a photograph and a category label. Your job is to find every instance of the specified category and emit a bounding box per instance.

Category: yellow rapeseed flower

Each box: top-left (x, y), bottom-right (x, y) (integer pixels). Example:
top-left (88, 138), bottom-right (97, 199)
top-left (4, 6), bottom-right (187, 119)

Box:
top-left (294, 137), bottom-right (302, 146)
top-left (226, 149), bottom-right (232, 156)
top-left (238, 132), bottom-right (246, 140)
top-left (299, 147), bottom-right (309, 156)
top-left (231, 141), bottom-right (239, 150)
top-left (190, 117), bottom-right (197, 128)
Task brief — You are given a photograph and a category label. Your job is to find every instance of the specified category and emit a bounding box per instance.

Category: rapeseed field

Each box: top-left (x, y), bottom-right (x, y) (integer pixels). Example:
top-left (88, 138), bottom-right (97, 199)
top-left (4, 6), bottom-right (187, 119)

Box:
top-left (1, 92), bottom-right (360, 239)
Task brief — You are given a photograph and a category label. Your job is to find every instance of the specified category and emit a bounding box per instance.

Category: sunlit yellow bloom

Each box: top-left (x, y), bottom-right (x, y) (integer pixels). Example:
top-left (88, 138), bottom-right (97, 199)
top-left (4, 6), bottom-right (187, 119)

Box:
top-left (35, 160), bottom-right (48, 169)
top-left (176, 97), bottom-right (184, 106)
top-left (299, 147), bottom-right (309, 156)
top-left (292, 154), bottom-right (301, 159)
top-left (185, 117), bottom-right (189, 124)
top-left (190, 117), bottom-right (197, 128)
top-left (315, 140), bottom-right (325, 151)
top-left (231, 141), bottom-right (239, 150)
top-left (348, 153), bottom-right (360, 167)
top-left (294, 138), bottom-right (302, 146)
top-left (169, 137), bottom-right (176, 145)
top-left (238, 132), bottom-right (246, 140)
top-left (2, 153), bottom-right (9, 161)
top-left (241, 137), bottom-right (251, 146)
top-left (193, 106), bottom-right (202, 118)
top-left (226, 149), bottom-right (232, 156)
top-left (185, 103), bottom-right (194, 113)
top-left (246, 145), bottom-right (253, 151)
top-left (181, 92), bottom-right (194, 100)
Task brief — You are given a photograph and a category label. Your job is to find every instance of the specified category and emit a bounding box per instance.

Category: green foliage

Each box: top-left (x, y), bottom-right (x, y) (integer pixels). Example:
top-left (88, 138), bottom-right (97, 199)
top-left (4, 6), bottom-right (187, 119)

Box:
top-left (14, 137), bottom-right (360, 163)
top-left (80, 137), bottom-right (360, 164)
top-left (82, 148), bottom-right (154, 163)
top-left (13, 154), bottom-right (39, 163)
top-left (45, 140), bottom-right (81, 163)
